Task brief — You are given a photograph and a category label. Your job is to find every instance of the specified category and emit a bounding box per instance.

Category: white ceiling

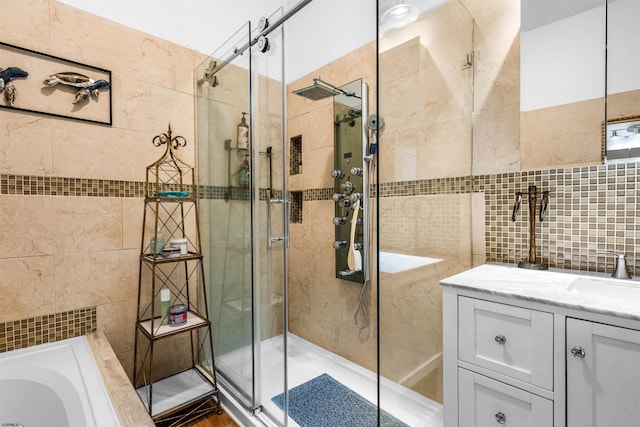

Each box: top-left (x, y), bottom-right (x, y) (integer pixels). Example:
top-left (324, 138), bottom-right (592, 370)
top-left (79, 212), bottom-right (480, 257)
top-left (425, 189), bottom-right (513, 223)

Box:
top-left (57, 0), bottom-right (377, 82)
top-left (521, 0), bottom-right (603, 31)
top-left (57, 0), bottom-right (289, 55)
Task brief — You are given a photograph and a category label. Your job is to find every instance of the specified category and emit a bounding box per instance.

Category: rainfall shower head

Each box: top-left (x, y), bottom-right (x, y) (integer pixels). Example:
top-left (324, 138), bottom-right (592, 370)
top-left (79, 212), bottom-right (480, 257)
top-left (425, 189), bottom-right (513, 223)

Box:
top-left (292, 78), bottom-right (342, 100)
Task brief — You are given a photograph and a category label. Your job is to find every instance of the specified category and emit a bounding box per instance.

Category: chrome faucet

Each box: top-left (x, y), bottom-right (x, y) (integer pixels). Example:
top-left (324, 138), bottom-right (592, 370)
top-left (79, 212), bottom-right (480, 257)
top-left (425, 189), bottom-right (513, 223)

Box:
top-left (599, 252), bottom-right (632, 279)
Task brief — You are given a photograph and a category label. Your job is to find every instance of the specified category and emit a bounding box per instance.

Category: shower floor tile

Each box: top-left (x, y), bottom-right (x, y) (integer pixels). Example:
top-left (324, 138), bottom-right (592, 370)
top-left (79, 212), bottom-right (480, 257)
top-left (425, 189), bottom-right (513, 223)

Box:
top-left (217, 333), bottom-right (443, 427)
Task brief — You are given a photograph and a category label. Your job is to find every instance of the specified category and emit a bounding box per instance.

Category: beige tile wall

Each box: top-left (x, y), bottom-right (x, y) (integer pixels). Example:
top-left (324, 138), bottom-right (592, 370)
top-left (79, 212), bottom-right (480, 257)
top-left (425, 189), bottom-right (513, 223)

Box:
top-left (0, 0), bottom-right (206, 380)
top-left (286, 0), bottom-right (640, 406)
top-left (286, 42), bottom-right (378, 372)
top-left (5, 0), bottom-right (637, 409)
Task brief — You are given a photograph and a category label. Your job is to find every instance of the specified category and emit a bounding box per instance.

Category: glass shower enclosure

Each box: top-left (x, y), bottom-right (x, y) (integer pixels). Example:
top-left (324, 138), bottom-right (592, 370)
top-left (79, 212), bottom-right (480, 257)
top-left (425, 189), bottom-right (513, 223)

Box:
top-left (195, 8), bottom-right (288, 425)
top-left (194, 0), bottom-right (476, 426)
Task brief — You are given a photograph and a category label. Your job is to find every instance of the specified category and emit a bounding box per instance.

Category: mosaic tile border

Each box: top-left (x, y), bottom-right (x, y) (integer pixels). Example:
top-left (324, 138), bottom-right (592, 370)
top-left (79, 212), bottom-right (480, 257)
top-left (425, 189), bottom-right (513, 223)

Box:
top-left (0, 175), bottom-right (257, 202)
top-left (376, 176), bottom-right (474, 197)
top-left (0, 306), bottom-right (97, 353)
top-left (5, 161), bottom-right (639, 276)
top-left (479, 162), bottom-right (640, 276)
top-left (1, 174), bottom-right (145, 197)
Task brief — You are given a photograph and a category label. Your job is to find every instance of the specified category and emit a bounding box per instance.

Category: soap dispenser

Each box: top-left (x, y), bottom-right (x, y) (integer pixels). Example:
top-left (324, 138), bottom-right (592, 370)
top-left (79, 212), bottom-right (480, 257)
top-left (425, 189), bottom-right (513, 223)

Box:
top-left (236, 112), bottom-right (249, 150)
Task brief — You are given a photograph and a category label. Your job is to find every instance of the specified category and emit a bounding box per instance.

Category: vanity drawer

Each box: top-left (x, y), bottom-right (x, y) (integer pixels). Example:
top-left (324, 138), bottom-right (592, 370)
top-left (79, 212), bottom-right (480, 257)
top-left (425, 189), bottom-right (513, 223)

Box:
top-left (458, 297), bottom-right (553, 390)
top-left (458, 368), bottom-right (553, 427)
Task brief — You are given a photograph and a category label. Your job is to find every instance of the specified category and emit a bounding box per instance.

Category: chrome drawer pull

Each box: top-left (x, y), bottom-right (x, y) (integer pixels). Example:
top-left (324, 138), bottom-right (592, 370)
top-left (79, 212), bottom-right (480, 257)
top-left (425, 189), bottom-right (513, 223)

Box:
top-left (495, 412), bottom-right (506, 424)
top-left (494, 335), bottom-right (507, 345)
top-left (571, 346), bottom-right (586, 358)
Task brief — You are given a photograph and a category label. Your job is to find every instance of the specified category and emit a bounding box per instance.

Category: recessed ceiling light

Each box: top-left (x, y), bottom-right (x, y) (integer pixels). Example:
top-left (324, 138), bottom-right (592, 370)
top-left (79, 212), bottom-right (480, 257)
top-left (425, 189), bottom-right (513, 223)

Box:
top-left (380, 2), bottom-right (420, 30)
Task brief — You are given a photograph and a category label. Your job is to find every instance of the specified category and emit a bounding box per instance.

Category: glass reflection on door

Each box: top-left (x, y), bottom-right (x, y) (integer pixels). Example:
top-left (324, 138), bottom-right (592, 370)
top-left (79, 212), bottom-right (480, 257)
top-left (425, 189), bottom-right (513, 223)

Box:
top-left (195, 21), bottom-right (254, 409)
top-left (195, 8), bottom-right (287, 423)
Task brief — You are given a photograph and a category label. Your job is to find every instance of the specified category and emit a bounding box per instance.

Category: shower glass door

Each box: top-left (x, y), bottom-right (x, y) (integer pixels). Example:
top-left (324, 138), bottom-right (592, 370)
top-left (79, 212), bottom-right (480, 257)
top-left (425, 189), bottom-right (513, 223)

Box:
top-left (250, 8), bottom-right (288, 425)
top-left (196, 8), bottom-right (288, 424)
top-left (195, 22), bottom-right (255, 409)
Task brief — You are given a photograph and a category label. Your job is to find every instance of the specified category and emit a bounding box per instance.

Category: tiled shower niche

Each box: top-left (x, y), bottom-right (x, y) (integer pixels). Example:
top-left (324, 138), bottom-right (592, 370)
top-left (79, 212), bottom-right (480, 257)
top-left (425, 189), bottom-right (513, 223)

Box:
top-left (290, 135), bottom-right (302, 176)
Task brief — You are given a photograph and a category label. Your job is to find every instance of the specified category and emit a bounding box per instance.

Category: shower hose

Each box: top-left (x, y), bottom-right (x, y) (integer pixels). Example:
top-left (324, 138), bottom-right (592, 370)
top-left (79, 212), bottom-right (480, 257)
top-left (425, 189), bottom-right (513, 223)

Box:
top-left (354, 280), bottom-right (369, 329)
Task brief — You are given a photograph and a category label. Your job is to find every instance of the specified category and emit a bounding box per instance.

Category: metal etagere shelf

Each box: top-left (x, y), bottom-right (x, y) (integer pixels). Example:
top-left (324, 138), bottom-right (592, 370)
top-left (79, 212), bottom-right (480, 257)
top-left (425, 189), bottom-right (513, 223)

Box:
top-left (133, 124), bottom-right (221, 424)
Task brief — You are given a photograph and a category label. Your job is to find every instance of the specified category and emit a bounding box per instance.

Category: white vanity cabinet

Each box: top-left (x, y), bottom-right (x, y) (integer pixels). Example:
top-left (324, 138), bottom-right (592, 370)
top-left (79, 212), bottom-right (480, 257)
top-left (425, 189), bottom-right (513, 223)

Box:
top-left (441, 264), bottom-right (640, 427)
top-left (448, 296), bottom-right (555, 427)
top-left (566, 318), bottom-right (640, 426)
top-left (458, 367), bottom-right (553, 426)
top-left (458, 297), bottom-right (554, 390)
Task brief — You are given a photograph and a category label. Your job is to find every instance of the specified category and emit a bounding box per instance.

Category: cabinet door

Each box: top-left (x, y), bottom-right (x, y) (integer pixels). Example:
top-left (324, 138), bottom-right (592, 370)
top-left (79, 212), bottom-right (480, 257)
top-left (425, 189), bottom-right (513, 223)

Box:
top-left (459, 297), bottom-right (554, 389)
top-left (567, 318), bottom-right (640, 427)
top-left (458, 368), bottom-right (553, 427)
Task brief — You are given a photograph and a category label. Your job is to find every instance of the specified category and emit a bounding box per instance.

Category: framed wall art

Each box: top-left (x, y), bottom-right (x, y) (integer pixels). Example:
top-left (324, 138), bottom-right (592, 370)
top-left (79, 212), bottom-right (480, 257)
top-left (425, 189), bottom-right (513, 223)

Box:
top-left (0, 41), bottom-right (112, 125)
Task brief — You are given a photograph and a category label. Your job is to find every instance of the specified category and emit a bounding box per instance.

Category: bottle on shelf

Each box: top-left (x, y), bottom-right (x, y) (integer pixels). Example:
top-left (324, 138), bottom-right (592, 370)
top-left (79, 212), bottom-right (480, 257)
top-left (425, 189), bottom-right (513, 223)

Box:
top-left (236, 112), bottom-right (249, 150)
top-left (160, 288), bottom-right (171, 325)
top-left (150, 226), bottom-right (165, 259)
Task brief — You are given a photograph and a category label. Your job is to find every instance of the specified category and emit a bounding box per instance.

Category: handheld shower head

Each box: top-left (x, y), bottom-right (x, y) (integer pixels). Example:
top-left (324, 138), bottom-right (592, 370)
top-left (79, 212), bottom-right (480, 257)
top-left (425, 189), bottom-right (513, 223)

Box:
top-left (365, 114), bottom-right (385, 156)
top-left (366, 114), bottom-right (385, 136)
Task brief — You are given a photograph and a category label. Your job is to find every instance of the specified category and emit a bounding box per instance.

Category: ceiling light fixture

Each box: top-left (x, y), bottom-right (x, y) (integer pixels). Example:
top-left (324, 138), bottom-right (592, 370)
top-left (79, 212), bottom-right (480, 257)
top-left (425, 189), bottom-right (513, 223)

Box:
top-left (380, 1), bottom-right (420, 31)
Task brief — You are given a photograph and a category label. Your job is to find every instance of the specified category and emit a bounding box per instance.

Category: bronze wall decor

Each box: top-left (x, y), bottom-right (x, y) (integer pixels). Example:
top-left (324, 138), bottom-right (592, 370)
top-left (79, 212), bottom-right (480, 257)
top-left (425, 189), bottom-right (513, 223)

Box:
top-left (0, 66), bottom-right (28, 106)
top-left (512, 185), bottom-right (550, 270)
top-left (0, 41), bottom-right (112, 125)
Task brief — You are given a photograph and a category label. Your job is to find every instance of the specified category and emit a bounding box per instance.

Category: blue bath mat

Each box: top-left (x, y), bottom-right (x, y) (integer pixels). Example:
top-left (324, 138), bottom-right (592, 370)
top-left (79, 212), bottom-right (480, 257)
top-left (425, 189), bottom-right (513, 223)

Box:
top-left (271, 373), bottom-right (408, 427)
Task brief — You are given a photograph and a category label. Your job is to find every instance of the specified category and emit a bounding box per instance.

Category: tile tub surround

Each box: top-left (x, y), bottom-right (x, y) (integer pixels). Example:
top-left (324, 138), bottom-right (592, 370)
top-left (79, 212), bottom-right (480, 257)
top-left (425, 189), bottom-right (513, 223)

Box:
top-left (0, 315), bottom-right (153, 424)
top-left (85, 332), bottom-right (155, 426)
top-left (0, 307), bottom-right (96, 353)
top-left (440, 263), bottom-right (640, 321)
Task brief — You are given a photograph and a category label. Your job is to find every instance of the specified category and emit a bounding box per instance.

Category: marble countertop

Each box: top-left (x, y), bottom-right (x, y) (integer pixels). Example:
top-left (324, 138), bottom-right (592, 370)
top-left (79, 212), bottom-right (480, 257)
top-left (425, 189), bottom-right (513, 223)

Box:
top-left (440, 263), bottom-right (640, 322)
top-left (85, 332), bottom-right (155, 427)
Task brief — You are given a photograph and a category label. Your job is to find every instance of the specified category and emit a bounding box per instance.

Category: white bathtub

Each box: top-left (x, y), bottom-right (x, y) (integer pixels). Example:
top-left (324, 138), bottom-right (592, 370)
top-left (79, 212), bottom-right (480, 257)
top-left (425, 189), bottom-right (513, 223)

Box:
top-left (0, 336), bottom-right (120, 427)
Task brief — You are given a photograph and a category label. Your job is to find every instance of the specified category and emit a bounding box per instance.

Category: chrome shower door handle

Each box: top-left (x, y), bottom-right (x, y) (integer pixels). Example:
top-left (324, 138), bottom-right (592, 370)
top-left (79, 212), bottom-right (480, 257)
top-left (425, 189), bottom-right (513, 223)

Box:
top-left (266, 190), bottom-right (287, 250)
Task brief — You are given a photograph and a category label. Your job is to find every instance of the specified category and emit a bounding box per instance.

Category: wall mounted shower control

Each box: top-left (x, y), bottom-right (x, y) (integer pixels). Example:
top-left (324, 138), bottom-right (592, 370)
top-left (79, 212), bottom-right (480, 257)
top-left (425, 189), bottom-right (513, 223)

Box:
top-left (333, 217), bottom-right (347, 226)
top-left (341, 181), bottom-right (354, 194)
top-left (338, 198), bottom-right (352, 208)
top-left (349, 193), bottom-right (362, 203)
top-left (333, 240), bottom-right (347, 249)
top-left (331, 78), bottom-right (368, 289)
top-left (331, 169), bottom-right (345, 179)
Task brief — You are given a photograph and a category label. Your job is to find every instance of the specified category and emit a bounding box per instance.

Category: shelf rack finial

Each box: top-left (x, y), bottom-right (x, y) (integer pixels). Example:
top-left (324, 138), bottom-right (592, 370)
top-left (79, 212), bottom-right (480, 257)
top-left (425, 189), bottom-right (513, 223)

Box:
top-left (152, 122), bottom-right (187, 155)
